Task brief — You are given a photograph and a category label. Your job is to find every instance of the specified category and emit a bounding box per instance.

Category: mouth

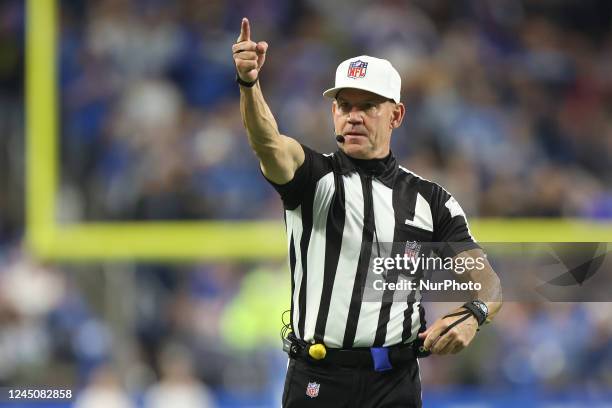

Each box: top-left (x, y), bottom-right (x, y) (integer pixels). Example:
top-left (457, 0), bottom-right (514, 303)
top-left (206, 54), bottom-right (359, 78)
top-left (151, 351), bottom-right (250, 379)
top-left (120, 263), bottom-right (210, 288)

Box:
top-left (343, 131), bottom-right (368, 138)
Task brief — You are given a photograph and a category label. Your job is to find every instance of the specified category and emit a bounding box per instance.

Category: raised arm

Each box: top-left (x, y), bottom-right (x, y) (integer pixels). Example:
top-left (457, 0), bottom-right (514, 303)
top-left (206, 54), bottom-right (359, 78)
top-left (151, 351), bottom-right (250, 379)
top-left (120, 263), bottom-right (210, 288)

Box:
top-left (232, 18), bottom-right (304, 184)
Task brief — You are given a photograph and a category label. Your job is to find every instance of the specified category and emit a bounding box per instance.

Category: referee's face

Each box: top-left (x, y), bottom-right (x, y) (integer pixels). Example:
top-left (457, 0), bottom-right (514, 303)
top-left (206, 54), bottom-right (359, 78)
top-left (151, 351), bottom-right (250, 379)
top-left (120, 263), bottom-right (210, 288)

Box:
top-left (333, 89), bottom-right (405, 159)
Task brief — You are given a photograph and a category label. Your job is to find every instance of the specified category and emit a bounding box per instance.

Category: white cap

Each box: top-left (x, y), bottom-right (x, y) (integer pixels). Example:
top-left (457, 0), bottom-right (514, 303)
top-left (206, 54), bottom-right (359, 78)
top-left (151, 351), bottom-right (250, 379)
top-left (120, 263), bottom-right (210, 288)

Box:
top-left (323, 55), bottom-right (401, 103)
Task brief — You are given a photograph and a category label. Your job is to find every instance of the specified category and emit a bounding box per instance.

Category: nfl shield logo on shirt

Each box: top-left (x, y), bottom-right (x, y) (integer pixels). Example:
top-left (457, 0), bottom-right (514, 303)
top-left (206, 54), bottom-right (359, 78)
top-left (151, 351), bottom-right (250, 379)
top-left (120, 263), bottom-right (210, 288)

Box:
top-left (405, 241), bottom-right (422, 262)
top-left (306, 382), bottom-right (320, 398)
top-left (347, 60), bottom-right (368, 78)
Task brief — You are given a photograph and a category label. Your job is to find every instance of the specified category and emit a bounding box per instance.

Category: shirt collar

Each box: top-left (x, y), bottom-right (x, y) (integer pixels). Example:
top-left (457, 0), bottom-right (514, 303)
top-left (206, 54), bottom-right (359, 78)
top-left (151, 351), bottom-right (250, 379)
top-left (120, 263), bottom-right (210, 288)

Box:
top-left (333, 148), bottom-right (398, 188)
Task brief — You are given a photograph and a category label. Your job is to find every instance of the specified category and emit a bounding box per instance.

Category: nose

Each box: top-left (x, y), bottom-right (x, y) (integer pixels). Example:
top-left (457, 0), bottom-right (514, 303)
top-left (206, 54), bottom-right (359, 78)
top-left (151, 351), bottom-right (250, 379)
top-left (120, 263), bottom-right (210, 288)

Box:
top-left (347, 108), bottom-right (364, 124)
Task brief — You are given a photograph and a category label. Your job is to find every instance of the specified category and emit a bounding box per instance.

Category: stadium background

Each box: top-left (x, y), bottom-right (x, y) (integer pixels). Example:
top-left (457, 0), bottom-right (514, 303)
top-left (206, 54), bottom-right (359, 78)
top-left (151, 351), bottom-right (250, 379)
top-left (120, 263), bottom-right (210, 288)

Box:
top-left (1, 0), bottom-right (612, 406)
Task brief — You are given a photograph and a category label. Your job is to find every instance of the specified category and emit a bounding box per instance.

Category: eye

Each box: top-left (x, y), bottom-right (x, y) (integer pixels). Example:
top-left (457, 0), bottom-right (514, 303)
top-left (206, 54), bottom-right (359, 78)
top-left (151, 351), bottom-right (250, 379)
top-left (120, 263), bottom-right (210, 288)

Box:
top-left (360, 102), bottom-right (378, 112)
top-left (338, 102), bottom-right (350, 111)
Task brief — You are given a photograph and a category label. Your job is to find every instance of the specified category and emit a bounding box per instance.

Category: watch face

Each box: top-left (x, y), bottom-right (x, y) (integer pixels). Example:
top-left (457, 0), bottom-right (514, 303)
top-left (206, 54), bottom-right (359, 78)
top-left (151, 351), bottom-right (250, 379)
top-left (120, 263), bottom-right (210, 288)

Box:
top-left (476, 301), bottom-right (488, 316)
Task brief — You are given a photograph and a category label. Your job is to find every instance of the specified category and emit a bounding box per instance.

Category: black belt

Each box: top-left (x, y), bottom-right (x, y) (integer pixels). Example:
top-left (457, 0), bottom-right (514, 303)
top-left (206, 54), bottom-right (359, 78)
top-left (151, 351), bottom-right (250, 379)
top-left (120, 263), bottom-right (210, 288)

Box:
top-left (283, 333), bottom-right (430, 371)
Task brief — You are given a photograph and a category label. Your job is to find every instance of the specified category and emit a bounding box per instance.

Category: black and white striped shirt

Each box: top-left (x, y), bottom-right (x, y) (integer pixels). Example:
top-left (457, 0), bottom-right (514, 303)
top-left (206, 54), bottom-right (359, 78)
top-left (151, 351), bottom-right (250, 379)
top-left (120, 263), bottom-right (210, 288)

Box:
top-left (267, 145), bottom-right (478, 348)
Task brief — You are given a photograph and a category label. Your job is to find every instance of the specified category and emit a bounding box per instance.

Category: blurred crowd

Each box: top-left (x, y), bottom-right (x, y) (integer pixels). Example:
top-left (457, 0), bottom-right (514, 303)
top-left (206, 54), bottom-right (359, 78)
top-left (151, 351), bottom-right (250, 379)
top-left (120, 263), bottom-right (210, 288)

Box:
top-left (0, 250), bottom-right (611, 406)
top-left (2, 1), bottom-right (612, 222)
top-left (49, 0), bottom-right (612, 221)
top-left (1, 0), bottom-right (612, 406)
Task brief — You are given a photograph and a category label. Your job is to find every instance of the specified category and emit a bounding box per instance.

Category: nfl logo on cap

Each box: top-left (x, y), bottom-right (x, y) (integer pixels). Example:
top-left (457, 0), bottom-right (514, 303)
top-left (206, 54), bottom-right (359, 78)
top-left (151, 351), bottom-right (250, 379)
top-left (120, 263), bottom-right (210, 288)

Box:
top-left (347, 60), bottom-right (368, 78)
top-left (306, 382), bottom-right (320, 398)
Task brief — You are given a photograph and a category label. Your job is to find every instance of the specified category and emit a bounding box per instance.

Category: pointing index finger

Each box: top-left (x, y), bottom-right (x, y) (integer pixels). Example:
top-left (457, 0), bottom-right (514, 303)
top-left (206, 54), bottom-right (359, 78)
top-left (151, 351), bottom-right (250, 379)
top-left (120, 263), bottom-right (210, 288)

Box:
top-left (237, 17), bottom-right (250, 43)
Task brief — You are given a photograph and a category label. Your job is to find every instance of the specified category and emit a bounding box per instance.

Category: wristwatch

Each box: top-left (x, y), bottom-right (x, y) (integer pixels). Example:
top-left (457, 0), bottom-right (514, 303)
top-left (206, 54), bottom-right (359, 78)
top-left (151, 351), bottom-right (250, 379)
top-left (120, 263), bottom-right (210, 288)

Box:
top-left (236, 73), bottom-right (258, 87)
top-left (462, 300), bottom-right (489, 326)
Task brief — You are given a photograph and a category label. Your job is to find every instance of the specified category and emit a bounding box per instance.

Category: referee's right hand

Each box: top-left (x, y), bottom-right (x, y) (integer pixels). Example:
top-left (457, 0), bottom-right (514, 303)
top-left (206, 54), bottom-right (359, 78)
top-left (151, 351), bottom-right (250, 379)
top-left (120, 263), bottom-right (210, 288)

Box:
top-left (232, 18), bottom-right (268, 83)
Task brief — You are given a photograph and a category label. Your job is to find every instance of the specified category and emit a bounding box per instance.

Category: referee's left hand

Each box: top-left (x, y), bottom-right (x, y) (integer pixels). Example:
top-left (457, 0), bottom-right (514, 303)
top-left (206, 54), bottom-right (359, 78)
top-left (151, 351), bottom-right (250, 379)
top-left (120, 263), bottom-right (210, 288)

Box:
top-left (418, 308), bottom-right (479, 355)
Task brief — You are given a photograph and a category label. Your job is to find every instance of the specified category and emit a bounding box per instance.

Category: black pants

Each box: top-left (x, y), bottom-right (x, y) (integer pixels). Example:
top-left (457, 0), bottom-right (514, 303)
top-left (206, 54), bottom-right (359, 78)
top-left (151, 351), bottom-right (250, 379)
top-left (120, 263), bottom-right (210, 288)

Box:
top-left (282, 358), bottom-right (422, 407)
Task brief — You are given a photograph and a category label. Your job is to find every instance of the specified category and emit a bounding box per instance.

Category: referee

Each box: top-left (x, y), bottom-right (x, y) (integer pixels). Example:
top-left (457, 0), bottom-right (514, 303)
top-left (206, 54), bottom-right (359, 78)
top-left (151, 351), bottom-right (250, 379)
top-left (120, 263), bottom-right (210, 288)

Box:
top-left (232, 18), bottom-right (502, 408)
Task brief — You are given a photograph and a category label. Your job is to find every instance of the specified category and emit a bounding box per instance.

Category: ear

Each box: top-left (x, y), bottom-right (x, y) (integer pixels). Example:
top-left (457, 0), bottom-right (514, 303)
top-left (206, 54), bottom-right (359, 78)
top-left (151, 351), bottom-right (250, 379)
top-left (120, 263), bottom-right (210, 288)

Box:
top-left (390, 102), bottom-right (405, 129)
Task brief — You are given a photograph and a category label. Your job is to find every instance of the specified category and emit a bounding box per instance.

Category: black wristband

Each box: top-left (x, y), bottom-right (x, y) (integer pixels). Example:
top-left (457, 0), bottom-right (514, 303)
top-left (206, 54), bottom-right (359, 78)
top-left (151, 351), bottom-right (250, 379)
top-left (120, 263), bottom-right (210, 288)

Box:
top-left (236, 73), bottom-right (258, 88)
top-left (462, 300), bottom-right (488, 326)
